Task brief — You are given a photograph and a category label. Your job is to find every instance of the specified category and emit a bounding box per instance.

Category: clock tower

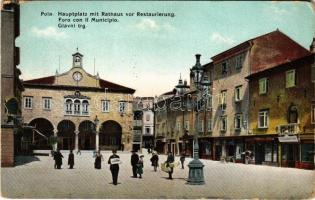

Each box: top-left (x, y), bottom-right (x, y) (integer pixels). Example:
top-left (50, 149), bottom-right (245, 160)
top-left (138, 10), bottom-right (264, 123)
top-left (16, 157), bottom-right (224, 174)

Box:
top-left (72, 50), bottom-right (83, 68)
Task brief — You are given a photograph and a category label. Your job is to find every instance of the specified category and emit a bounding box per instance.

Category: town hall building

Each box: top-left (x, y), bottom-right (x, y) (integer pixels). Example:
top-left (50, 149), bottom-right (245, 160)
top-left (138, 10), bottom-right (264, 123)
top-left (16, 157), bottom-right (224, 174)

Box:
top-left (21, 51), bottom-right (135, 152)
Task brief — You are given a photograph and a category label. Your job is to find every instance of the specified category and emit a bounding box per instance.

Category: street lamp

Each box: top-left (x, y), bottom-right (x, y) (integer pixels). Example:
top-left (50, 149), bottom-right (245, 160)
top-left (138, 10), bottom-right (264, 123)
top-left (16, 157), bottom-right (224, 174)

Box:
top-left (187, 54), bottom-right (210, 185)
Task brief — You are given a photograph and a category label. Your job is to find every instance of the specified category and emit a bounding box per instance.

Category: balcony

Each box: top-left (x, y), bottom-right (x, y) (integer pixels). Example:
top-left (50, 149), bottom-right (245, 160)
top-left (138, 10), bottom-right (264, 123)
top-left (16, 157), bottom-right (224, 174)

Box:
top-left (277, 123), bottom-right (300, 136)
top-left (133, 120), bottom-right (142, 127)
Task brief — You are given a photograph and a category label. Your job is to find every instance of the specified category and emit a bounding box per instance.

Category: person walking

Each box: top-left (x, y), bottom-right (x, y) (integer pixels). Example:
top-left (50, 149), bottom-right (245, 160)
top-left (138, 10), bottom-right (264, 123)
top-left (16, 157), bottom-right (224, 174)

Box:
top-left (137, 155), bottom-right (144, 178)
top-left (76, 149), bottom-right (81, 155)
top-left (108, 149), bottom-right (120, 185)
top-left (94, 150), bottom-right (104, 169)
top-left (55, 149), bottom-right (63, 169)
top-left (68, 150), bottom-right (75, 169)
top-left (131, 150), bottom-right (139, 178)
top-left (180, 152), bottom-right (185, 169)
top-left (150, 151), bottom-right (159, 172)
top-left (165, 151), bottom-right (174, 179)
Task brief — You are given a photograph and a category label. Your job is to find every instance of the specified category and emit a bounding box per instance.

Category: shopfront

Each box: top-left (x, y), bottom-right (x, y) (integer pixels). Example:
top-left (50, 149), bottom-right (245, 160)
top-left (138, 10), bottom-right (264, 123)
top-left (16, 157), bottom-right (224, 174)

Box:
top-left (199, 138), bottom-right (212, 159)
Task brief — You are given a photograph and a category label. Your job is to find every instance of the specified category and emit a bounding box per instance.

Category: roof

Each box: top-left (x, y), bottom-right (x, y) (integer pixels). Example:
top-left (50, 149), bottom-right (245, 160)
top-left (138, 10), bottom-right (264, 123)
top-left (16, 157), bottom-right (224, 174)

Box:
top-left (23, 76), bottom-right (135, 94)
top-left (161, 91), bottom-right (174, 96)
top-left (249, 30), bottom-right (311, 75)
top-left (211, 30), bottom-right (312, 76)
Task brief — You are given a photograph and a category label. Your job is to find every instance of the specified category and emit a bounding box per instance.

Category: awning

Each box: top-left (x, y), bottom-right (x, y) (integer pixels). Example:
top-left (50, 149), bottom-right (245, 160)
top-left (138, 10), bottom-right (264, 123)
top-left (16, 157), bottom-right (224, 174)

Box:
top-left (278, 135), bottom-right (299, 143)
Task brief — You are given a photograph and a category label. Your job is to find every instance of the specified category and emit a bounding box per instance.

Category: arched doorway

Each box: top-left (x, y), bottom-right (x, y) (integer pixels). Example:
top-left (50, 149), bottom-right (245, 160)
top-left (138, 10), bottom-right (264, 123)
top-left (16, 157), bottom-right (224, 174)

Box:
top-left (29, 118), bottom-right (54, 150)
top-left (99, 120), bottom-right (122, 150)
top-left (79, 120), bottom-right (95, 150)
top-left (57, 120), bottom-right (75, 150)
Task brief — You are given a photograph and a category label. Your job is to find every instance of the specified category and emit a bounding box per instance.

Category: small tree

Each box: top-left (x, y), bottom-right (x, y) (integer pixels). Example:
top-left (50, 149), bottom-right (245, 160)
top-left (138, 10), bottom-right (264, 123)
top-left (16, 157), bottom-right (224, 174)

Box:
top-left (48, 136), bottom-right (60, 151)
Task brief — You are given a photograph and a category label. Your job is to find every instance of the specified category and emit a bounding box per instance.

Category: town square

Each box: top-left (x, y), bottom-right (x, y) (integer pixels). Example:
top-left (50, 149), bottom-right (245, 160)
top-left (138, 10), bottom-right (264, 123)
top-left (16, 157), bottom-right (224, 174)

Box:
top-left (1, 0), bottom-right (315, 199)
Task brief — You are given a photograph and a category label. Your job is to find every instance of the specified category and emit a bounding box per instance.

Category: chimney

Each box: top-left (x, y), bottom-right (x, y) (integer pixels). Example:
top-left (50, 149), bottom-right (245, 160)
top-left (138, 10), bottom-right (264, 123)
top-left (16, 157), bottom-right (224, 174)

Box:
top-left (310, 38), bottom-right (315, 53)
top-left (195, 54), bottom-right (201, 65)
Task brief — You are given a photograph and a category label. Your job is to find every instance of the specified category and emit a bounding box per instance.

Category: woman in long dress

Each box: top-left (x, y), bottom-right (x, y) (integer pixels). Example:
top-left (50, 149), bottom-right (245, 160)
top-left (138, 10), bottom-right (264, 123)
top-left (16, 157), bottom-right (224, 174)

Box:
top-left (94, 150), bottom-right (103, 169)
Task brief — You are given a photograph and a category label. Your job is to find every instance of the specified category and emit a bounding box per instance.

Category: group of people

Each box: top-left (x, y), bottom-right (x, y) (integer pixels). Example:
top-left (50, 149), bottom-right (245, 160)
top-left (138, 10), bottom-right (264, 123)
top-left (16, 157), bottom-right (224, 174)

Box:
top-left (52, 148), bottom-right (187, 185)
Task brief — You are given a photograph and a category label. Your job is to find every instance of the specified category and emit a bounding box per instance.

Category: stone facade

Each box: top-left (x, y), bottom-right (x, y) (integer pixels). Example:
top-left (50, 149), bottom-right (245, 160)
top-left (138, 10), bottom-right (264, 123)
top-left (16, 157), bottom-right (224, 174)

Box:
top-left (21, 52), bottom-right (135, 151)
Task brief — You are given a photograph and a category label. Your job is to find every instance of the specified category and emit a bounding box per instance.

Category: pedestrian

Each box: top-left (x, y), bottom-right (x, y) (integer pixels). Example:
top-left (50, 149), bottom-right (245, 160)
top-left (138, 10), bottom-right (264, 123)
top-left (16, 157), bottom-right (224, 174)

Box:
top-left (94, 150), bottom-right (104, 169)
top-left (121, 142), bottom-right (125, 151)
top-left (131, 150), bottom-right (139, 178)
top-left (55, 149), bottom-right (63, 169)
top-left (180, 152), bottom-right (185, 169)
top-left (53, 150), bottom-right (57, 169)
top-left (108, 149), bottom-right (120, 185)
top-left (76, 149), bottom-right (81, 155)
top-left (165, 151), bottom-right (174, 179)
top-left (150, 151), bottom-right (159, 172)
top-left (68, 150), bottom-right (74, 169)
top-left (137, 155), bottom-right (144, 178)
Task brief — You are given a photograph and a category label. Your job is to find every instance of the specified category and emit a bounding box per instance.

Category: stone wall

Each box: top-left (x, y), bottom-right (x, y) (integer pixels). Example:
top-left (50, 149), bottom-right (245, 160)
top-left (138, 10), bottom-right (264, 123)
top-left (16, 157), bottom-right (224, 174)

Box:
top-left (1, 127), bottom-right (14, 167)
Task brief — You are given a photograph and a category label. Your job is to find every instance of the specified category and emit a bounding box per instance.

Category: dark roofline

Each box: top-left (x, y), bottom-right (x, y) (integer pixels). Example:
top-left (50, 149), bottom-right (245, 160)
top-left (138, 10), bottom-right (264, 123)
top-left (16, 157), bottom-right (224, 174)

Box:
top-left (23, 83), bottom-right (135, 94)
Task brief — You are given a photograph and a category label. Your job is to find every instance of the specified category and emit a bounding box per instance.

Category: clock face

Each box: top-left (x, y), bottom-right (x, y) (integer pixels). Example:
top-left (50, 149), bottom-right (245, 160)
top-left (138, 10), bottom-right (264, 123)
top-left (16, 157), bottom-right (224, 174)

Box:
top-left (73, 72), bottom-right (82, 82)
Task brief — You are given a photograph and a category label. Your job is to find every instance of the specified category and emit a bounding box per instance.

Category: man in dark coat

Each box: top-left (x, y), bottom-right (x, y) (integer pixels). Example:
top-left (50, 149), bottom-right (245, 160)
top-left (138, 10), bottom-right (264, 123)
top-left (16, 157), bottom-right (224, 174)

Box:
top-left (55, 149), bottom-right (63, 169)
top-left (131, 150), bottom-right (139, 178)
top-left (68, 150), bottom-right (74, 169)
top-left (108, 149), bottom-right (120, 185)
top-left (166, 151), bottom-right (174, 179)
top-left (150, 152), bottom-right (159, 172)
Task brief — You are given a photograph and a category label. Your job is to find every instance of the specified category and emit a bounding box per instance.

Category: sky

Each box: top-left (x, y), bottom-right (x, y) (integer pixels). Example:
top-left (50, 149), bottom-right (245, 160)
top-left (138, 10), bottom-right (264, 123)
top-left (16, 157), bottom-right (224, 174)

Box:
top-left (17, 1), bottom-right (315, 97)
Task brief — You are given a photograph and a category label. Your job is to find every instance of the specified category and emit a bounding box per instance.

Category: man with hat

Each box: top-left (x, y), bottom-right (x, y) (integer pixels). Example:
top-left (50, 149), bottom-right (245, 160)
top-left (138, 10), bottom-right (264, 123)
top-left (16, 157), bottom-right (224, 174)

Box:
top-left (165, 151), bottom-right (175, 179)
top-left (130, 150), bottom-right (139, 178)
top-left (108, 149), bottom-right (120, 185)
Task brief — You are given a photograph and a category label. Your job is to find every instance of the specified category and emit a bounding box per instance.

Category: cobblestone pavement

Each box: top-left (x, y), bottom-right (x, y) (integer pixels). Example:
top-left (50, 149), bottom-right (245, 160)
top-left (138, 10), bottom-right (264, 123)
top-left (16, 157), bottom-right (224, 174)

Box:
top-left (1, 150), bottom-right (314, 199)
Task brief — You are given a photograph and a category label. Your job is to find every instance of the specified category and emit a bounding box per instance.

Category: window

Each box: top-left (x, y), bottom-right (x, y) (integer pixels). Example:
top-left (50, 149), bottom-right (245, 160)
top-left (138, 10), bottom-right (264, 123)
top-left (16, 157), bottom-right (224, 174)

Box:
top-left (102, 100), bottom-right (110, 112)
top-left (264, 144), bottom-right (272, 162)
top-left (145, 127), bottom-right (151, 135)
top-left (235, 86), bottom-right (242, 101)
top-left (235, 114), bottom-right (242, 130)
top-left (82, 100), bottom-right (89, 115)
top-left (206, 95), bottom-right (212, 110)
top-left (259, 78), bottom-right (268, 94)
top-left (236, 54), bottom-right (244, 70)
top-left (286, 69), bottom-right (296, 88)
top-left (146, 114), bottom-right (150, 121)
top-left (207, 118), bottom-right (212, 132)
top-left (220, 90), bottom-right (227, 111)
top-left (258, 110), bottom-right (269, 128)
top-left (118, 101), bottom-right (126, 113)
top-left (74, 100), bottom-right (81, 115)
top-left (220, 116), bottom-right (227, 131)
top-left (198, 119), bottom-right (204, 132)
top-left (65, 99), bottom-right (73, 114)
top-left (42, 97), bottom-right (51, 110)
top-left (184, 120), bottom-right (189, 131)
top-left (176, 122), bottom-right (181, 132)
top-left (24, 96), bottom-right (33, 109)
top-left (301, 144), bottom-right (314, 162)
top-left (221, 61), bottom-right (228, 74)
top-left (312, 105), bottom-right (315, 124)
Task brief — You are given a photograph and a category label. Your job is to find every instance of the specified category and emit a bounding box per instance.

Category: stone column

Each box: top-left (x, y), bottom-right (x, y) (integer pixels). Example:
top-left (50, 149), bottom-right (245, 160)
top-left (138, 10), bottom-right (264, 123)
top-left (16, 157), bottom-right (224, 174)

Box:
top-left (75, 130), bottom-right (79, 151)
top-left (53, 130), bottom-right (58, 151)
top-left (95, 131), bottom-right (99, 151)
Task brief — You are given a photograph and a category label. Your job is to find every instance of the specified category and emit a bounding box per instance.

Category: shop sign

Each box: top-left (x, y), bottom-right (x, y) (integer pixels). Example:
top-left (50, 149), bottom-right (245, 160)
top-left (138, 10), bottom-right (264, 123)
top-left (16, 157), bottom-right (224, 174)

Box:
top-left (278, 135), bottom-right (299, 143)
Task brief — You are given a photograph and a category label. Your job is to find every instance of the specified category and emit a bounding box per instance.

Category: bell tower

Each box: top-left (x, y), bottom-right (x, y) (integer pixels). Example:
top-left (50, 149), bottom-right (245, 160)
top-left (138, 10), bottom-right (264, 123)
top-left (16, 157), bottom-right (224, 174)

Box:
top-left (72, 48), bottom-right (83, 68)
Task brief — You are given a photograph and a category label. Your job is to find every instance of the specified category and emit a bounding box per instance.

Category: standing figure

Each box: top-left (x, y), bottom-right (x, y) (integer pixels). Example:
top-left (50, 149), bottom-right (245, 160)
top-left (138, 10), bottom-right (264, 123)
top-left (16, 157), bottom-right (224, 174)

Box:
top-left (76, 149), bottom-right (81, 155)
top-left (131, 150), bottom-right (139, 178)
top-left (137, 155), bottom-right (144, 178)
top-left (108, 149), bottom-right (120, 185)
top-left (165, 151), bottom-right (174, 179)
top-left (94, 150), bottom-right (104, 169)
top-left (150, 152), bottom-right (159, 172)
top-left (180, 152), bottom-right (185, 169)
top-left (53, 151), bottom-right (57, 169)
top-left (55, 149), bottom-right (64, 169)
top-left (68, 150), bottom-right (74, 169)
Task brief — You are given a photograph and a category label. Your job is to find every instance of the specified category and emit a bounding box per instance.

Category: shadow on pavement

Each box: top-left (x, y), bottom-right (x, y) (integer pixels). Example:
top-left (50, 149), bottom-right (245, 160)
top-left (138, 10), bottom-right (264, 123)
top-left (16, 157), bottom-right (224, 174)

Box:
top-left (14, 156), bottom-right (41, 166)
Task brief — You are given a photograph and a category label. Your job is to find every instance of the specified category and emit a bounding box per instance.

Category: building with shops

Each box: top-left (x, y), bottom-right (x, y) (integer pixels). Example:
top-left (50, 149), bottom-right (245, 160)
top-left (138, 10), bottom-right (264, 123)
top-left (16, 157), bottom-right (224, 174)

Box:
top-left (21, 51), bottom-right (135, 152)
top-left (247, 37), bottom-right (314, 169)
top-left (154, 30), bottom-right (315, 170)
top-left (132, 96), bottom-right (154, 151)
top-left (1, 2), bottom-right (23, 167)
